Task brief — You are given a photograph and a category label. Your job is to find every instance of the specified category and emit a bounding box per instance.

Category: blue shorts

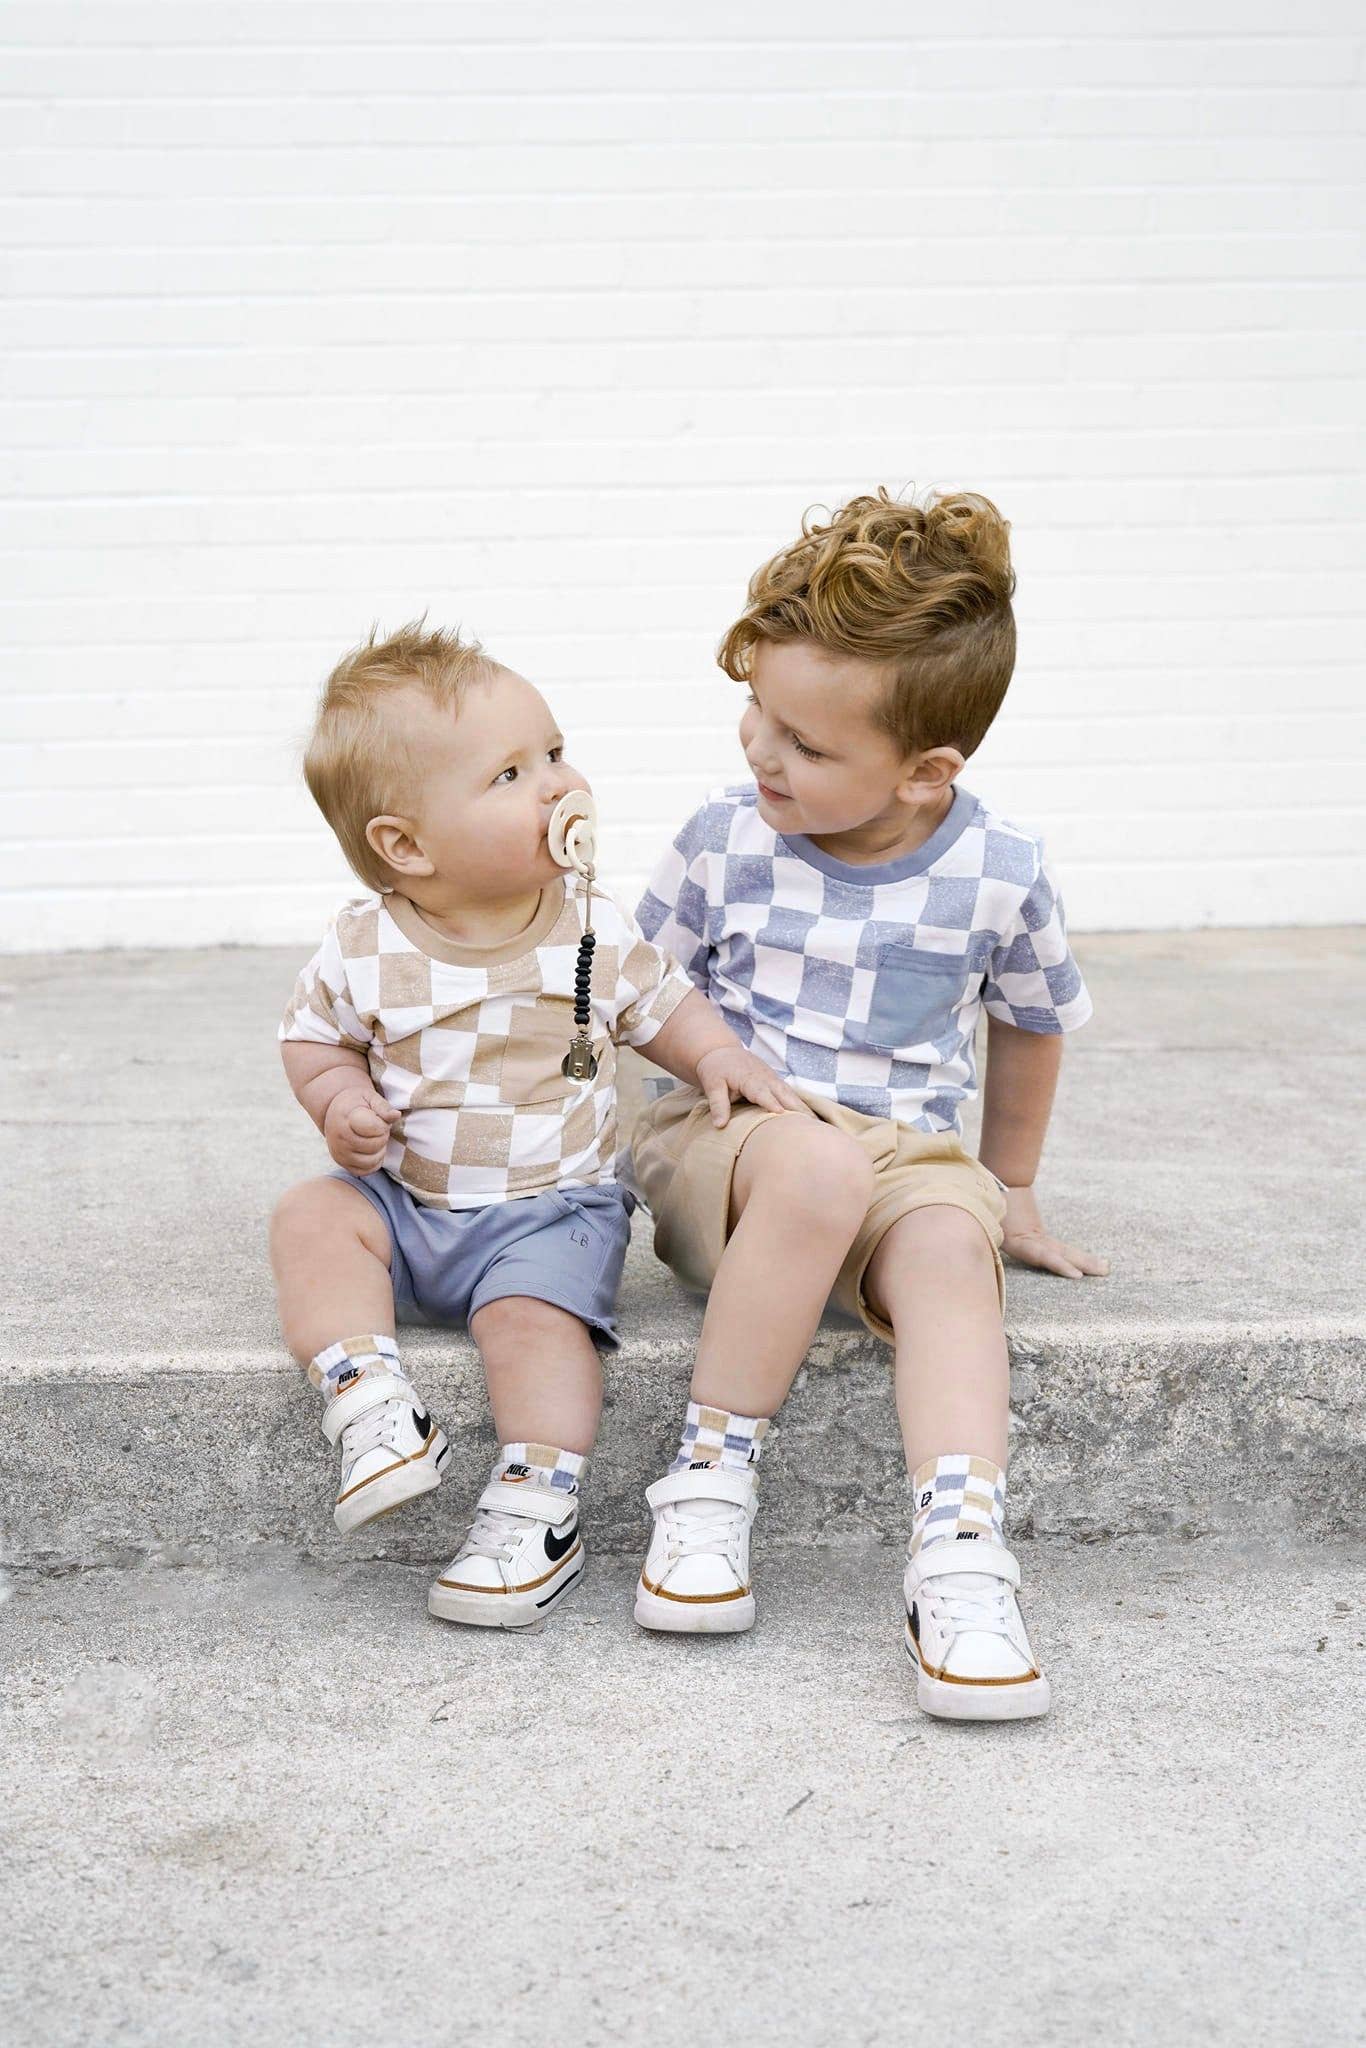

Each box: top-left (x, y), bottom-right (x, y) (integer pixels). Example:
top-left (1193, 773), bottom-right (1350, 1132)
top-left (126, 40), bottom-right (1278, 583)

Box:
top-left (333, 1173), bottom-right (634, 1348)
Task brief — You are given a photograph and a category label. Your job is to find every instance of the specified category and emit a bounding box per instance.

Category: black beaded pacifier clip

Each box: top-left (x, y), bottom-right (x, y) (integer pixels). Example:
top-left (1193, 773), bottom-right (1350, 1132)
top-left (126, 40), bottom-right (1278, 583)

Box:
top-left (563, 891), bottom-right (599, 1082)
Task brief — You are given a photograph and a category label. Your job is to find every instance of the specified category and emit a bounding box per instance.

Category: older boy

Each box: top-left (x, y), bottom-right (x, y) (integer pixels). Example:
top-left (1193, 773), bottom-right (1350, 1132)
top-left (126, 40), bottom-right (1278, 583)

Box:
top-left (270, 624), bottom-right (801, 1628)
top-left (631, 490), bottom-right (1107, 1718)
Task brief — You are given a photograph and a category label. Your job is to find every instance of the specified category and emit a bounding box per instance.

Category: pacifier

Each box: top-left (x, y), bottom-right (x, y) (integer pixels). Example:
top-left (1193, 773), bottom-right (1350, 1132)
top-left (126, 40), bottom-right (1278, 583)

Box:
top-left (548, 789), bottom-right (598, 879)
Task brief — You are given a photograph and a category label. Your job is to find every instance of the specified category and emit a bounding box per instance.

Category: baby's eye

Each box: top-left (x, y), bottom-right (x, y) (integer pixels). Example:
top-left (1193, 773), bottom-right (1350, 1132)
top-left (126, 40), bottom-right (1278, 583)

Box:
top-left (791, 736), bottom-right (823, 761)
top-left (493, 765), bottom-right (518, 785)
top-left (548, 745), bottom-right (563, 763)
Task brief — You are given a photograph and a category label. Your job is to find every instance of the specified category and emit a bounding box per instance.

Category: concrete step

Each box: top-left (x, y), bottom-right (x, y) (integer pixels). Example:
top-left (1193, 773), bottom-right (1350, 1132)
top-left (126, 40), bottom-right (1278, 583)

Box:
top-left (9, 1287), bottom-right (1364, 1571)
top-left (3, 931), bottom-right (1364, 1569)
top-left (4, 1540), bottom-right (1363, 2048)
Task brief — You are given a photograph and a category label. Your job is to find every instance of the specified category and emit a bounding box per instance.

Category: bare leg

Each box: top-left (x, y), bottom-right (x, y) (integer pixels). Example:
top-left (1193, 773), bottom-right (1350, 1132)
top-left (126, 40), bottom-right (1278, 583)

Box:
top-left (470, 1295), bottom-right (603, 1456)
top-left (269, 1177), bottom-right (394, 1365)
top-left (863, 1206), bottom-right (1009, 1472)
top-left (689, 1116), bottom-right (875, 1416)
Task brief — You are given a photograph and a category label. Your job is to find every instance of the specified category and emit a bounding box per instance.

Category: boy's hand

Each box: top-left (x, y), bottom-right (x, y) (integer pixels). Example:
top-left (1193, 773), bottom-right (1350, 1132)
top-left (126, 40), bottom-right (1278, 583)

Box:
top-left (323, 1086), bottom-right (400, 1174)
top-left (694, 1045), bottom-right (810, 1129)
top-left (1000, 1184), bottom-right (1109, 1280)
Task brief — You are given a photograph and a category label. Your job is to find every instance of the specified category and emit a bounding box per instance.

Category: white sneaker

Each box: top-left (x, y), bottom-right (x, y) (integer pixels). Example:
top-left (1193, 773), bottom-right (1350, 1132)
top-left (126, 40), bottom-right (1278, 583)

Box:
top-left (634, 1464), bottom-right (758, 1634)
top-left (427, 1476), bottom-right (584, 1629)
top-left (903, 1539), bottom-right (1051, 1721)
top-left (321, 1370), bottom-right (450, 1535)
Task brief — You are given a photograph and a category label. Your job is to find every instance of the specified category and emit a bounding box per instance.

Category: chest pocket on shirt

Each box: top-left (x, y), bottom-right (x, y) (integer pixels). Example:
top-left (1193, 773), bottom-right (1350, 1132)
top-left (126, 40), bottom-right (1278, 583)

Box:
top-left (495, 1000), bottom-right (606, 1107)
top-left (865, 946), bottom-right (975, 1053)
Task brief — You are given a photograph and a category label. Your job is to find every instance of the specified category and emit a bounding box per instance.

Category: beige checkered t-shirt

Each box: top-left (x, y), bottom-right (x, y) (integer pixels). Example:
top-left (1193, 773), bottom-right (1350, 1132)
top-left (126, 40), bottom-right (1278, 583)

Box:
top-left (280, 877), bottom-right (693, 1209)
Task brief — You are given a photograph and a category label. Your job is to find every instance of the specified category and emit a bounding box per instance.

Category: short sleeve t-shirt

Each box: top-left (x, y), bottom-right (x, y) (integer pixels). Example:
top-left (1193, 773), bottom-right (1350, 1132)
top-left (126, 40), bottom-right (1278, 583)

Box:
top-left (636, 782), bottom-right (1091, 1135)
top-left (281, 874), bottom-right (692, 1208)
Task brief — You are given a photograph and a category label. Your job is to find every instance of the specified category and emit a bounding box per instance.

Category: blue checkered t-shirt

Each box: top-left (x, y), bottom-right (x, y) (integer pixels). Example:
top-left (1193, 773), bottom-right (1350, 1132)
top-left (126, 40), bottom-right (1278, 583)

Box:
top-left (637, 783), bottom-right (1092, 1134)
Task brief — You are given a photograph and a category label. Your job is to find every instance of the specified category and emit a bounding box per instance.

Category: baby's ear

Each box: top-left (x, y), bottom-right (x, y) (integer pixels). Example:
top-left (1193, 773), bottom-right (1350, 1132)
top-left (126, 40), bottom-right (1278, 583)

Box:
top-left (364, 815), bottom-right (433, 879)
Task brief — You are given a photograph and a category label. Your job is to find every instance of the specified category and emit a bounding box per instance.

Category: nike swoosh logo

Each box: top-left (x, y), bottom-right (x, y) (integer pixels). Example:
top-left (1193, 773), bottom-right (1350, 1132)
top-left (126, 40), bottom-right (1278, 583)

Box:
top-left (544, 1521), bottom-right (579, 1563)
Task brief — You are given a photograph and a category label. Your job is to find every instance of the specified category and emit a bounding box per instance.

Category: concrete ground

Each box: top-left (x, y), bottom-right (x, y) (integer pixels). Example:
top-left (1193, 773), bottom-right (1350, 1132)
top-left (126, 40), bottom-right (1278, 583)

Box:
top-left (5, 927), bottom-right (1364, 1363)
top-left (4, 1540), bottom-right (1364, 2048)
top-left (3, 928), bottom-right (1364, 2045)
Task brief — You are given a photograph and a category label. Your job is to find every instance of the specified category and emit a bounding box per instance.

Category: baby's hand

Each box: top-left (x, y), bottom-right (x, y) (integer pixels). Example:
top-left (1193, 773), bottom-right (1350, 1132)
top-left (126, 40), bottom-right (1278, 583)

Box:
top-left (694, 1045), bottom-right (810, 1130)
top-left (324, 1087), bottom-right (400, 1174)
top-left (1000, 1184), bottom-right (1109, 1280)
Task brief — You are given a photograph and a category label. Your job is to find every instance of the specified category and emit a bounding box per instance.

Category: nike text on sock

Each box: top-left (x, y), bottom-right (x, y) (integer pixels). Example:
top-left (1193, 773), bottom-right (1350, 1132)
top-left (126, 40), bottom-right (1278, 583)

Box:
top-left (309, 1332), bottom-right (402, 1398)
top-left (910, 1453), bottom-right (1006, 1555)
top-left (670, 1401), bottom-right (770, 1475)
top-left (496, 1441), bottom-right (588, 1494)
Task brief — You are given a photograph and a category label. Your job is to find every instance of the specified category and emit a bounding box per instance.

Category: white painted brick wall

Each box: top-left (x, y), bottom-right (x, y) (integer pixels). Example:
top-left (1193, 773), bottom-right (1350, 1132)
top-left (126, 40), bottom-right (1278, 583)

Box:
top-left (3, 0), bottom-right (1364, 950)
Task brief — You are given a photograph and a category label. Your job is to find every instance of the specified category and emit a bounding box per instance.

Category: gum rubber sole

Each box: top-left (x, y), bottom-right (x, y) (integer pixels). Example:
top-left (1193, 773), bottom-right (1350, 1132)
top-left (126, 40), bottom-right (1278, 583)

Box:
top-left (904, 1624), bottom-right (1052, 1721)
top-left (333, 1430), bottom-right (449, 1535)
top-left (633, 1580), bottom-right (756, 1635)
top-left (427, 1555), bottom-right (585, 1630)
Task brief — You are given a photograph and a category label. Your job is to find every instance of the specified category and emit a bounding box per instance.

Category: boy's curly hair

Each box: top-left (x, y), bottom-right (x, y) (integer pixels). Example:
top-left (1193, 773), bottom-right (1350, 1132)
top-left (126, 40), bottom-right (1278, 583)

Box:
top-left (718, 488), bottom-right (1016, 758)
top-left (304, 620), bottom-right (495, 890)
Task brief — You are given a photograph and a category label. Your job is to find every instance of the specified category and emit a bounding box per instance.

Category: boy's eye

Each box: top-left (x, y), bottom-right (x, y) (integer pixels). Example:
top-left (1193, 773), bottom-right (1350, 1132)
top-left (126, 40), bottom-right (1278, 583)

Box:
top-left (791, 737), bottom-right (823, 761)
top-left (548, 745), bottom-right (563, 762)
top-left (493, 765), bottom-right (518, 785)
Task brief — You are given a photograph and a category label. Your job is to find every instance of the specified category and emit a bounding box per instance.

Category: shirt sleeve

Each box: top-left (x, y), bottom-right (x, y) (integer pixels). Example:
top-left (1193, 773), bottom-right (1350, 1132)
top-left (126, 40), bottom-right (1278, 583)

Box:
top-left (981, 857), bottom-right (1092, 1035)
top-left (279, 920), bottom-right (374, 1051)
top-left (602, 893), bottom-right (695, 1050)
top-left (634, 803), bottom-right (714, 991)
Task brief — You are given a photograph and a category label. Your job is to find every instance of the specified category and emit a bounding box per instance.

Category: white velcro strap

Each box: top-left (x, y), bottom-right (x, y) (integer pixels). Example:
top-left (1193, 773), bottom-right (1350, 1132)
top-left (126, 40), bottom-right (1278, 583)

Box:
top-left (477, 1480), bottom-right (577, 1525)
top-left (321, 1370), bottom-right (411, 1445)
top-left (646, 1466), bottom-right (756, 1512)
top-left (910, 1539), bottom-right (1020, 1591)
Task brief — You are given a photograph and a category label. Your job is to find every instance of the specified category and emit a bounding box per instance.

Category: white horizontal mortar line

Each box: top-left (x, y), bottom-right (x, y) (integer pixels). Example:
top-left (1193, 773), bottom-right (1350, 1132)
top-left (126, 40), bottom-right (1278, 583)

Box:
top-left (1005, 1317), bottom-right (1366, 1346)
top-left (7, 1320), bottom-right (1365, 1383)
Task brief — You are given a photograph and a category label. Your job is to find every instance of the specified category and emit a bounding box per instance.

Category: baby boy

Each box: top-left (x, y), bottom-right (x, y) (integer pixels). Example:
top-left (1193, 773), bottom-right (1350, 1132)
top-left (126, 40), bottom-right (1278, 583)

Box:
top-left (270, 624), bottom-right (801, 1624)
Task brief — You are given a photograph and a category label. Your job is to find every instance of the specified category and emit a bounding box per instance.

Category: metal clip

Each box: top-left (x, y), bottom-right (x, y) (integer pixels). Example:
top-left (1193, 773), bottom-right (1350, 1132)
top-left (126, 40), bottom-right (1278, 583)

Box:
top-left (562, 1037), bottom-right (598, 1082)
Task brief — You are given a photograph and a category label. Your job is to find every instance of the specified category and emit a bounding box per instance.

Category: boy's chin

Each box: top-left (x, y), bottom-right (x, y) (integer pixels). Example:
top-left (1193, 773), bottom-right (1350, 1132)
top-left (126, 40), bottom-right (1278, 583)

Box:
top-left (755, 790), bottom-right (804, 832)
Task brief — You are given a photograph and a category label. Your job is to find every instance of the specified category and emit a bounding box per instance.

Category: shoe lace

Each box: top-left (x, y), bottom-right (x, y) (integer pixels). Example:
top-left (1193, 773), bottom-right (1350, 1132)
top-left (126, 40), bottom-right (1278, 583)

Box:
top-left (344, 1397), bottom-right (411, 1463)
top-left (923, 1568), bottom-right (1014, 1637)
top-left (459, 1500), bottom-right (539, 1566)
top-left (661, 1497), bottom-right (744, 1566)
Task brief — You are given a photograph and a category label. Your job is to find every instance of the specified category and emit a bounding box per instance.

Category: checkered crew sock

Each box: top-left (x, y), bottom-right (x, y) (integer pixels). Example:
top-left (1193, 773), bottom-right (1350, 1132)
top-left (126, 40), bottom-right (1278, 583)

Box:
top-left (308, 1333), bottom-right (402, 1399)
top-left (496, 1442), bottom-right (587, 1495)
top-left (670, 1401), bottom-right (770, 1475)
top-left (910, 1454), bottom-right (1007, 1556)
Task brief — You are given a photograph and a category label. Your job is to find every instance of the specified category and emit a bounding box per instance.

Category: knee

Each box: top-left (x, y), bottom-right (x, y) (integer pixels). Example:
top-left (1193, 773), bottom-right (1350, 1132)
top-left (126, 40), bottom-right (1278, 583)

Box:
top-left (865, 1204), bottom-right (998, 1329)
top-left (895, 1204), bottom-right (996, 1276)
top-left (750, 1120), bottom-right (874, 1229)
top-left (270, 1178), bottom-right (330, 1251)
top-left (470, 1295), bottom-right (580, 1350)
top-left (269, 1177), bottom-right (378, 1259)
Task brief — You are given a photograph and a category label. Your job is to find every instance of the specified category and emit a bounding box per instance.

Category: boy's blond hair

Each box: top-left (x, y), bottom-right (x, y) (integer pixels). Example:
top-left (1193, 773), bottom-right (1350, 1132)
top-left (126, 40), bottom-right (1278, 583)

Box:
top-left (718, 488), bottom-right (1016, 759)
top-left (304, 622), bottom-right (495, 890)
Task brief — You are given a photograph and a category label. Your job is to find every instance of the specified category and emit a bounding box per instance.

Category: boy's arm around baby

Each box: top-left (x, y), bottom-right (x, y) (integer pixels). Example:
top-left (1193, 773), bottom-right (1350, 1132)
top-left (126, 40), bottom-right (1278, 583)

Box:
top-left (642, 990), bottom-right (810, 1131)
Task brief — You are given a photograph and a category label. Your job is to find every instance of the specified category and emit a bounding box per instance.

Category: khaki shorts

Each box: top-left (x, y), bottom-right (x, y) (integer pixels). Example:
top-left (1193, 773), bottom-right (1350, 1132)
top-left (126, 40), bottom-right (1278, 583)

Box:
top-left (630, 1086), bottom-right (1007, 1344)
